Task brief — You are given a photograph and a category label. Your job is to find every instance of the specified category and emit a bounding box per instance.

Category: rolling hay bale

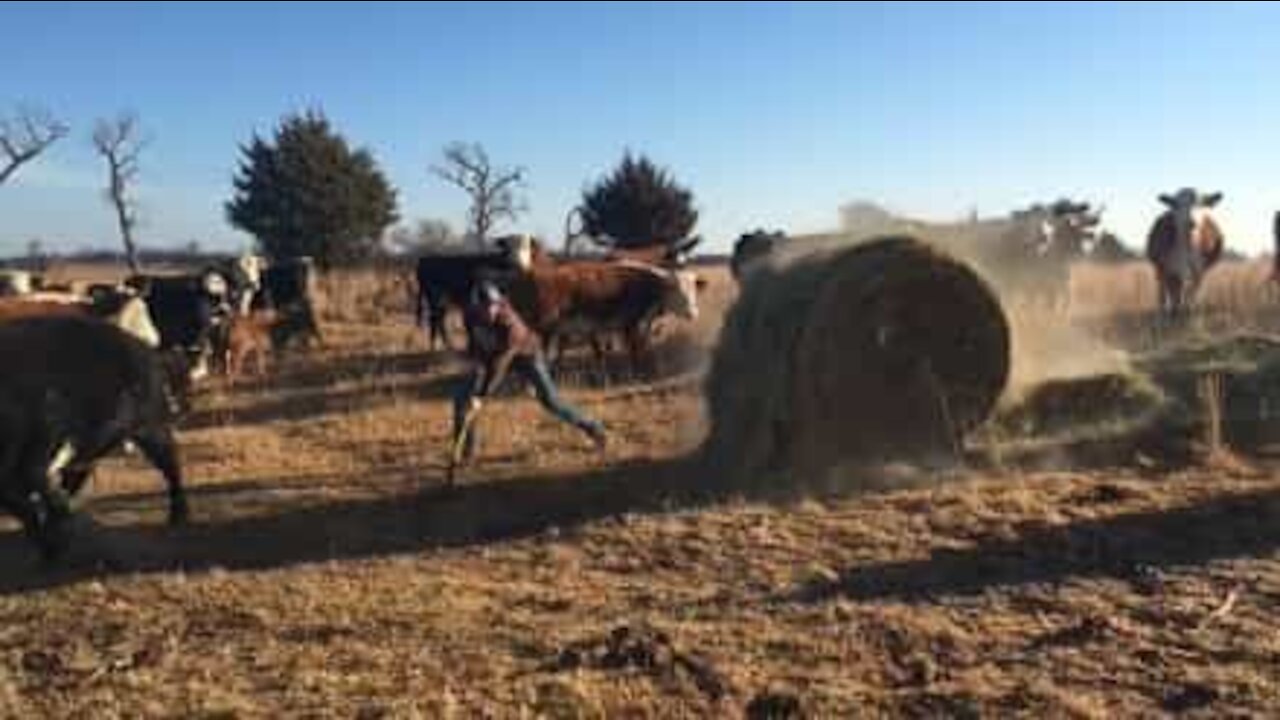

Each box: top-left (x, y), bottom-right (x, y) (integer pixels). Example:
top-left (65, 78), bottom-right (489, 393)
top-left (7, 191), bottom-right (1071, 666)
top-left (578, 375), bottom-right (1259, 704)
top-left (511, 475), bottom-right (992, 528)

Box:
top-left (702, 235), bottom-right (1010, 491)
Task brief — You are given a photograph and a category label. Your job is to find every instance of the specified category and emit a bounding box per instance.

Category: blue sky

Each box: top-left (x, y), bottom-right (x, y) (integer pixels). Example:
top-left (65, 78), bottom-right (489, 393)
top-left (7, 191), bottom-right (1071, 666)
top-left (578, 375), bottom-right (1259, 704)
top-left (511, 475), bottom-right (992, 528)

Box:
top-left (2, 1), bottom-right (1278, 256)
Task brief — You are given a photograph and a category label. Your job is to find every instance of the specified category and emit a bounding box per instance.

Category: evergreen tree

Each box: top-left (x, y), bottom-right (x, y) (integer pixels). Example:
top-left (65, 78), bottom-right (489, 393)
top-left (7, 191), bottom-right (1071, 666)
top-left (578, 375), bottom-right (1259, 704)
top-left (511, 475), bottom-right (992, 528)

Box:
top-left (580, 152), bottom-right (698, 250)
top-left (226, 110), bottom-right (398, 268)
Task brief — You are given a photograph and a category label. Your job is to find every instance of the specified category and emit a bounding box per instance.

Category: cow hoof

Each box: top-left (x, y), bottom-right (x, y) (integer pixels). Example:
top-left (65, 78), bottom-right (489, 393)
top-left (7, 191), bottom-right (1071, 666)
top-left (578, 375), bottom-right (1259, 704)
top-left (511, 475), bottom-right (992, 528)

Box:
top-left (37, 520), bottom-right (73, 565)
top-left (168, 506), bottom-right (190, 526)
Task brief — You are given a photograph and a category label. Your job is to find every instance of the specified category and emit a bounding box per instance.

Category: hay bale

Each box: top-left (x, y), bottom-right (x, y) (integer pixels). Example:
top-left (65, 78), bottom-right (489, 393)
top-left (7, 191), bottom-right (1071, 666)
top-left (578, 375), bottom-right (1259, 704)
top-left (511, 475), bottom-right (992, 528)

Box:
top-left (702, 235), bottom-right (1010, 490)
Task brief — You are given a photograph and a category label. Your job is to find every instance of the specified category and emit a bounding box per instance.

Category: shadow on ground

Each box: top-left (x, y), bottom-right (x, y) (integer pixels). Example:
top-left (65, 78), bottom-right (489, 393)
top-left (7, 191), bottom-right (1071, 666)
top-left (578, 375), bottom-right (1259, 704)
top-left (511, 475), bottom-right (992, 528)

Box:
top-left (785, 485), bottom-right (1280, 604)
top-left (3, 454), bottom-right (1280, 599)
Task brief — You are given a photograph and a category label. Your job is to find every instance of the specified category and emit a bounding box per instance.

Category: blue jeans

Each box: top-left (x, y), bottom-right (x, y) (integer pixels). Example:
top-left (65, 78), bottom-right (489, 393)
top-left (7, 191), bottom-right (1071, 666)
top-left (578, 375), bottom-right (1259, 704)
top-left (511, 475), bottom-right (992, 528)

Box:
top-left (452, 354), bottom-right (602, 458)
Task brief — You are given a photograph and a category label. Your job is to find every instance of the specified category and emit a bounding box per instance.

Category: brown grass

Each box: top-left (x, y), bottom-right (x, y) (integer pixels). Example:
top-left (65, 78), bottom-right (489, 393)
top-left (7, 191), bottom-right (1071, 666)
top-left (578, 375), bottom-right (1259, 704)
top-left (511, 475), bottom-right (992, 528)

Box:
top-left (1, 258), bottom-right (1280, 716)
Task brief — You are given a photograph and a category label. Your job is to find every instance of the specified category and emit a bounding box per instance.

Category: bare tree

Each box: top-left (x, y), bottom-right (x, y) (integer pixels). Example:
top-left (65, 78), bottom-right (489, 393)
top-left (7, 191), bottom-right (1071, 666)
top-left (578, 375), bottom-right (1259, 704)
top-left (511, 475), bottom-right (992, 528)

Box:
top-left (92, 113), bottom-right (146, 273)
top-left (430, 142), bottom-right (526, 244)
top-left (0, 106), bottom-right (68, 186)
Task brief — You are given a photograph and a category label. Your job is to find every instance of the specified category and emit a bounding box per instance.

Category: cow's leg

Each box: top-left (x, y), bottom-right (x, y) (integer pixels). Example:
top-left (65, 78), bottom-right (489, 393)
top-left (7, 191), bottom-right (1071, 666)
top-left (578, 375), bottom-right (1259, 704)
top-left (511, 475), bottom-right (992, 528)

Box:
top-left (54, 421), bottom-right (129, 500)
top-left (625, 327), bottom-right (651, 380)
top-left (60, 466), bottom-right (92, 499)
top-left (589, 332), bottom-right (610, 385)
top-left (14, 438), bottom-right (74, 562)
top-left (430, 307), bottom-right (449, 352)
top-left (0, 482), bottom-right (68, 562)
top-left (304, 310), bottom-right (325, 350)
top-left (131, 428), bottom-right (188, 526)
top-left (0, 426), bottom-right (61, 559)
top-left (544, 330), bottom-right (563, 376)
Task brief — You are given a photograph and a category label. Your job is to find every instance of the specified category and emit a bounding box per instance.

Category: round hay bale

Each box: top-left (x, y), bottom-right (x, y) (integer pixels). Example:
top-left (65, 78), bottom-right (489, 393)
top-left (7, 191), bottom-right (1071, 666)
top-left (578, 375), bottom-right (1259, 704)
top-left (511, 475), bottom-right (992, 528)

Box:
top-left (702, 235), bottom-right (1010, 490)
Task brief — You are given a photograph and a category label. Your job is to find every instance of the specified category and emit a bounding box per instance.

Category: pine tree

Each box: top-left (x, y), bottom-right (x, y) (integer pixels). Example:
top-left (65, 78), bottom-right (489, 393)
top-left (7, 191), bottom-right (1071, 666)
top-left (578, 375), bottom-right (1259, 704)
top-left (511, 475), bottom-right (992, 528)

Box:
top-left (226, 110), bottom-right (399, 268)
top-left (580, 152), bottom-right (698, 250)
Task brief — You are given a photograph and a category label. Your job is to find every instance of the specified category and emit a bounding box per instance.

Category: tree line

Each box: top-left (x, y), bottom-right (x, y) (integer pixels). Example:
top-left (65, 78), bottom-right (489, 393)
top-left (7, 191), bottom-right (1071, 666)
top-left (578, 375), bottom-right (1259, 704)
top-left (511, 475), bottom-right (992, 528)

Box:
top-left (3, 105), bottom-right (702, 270)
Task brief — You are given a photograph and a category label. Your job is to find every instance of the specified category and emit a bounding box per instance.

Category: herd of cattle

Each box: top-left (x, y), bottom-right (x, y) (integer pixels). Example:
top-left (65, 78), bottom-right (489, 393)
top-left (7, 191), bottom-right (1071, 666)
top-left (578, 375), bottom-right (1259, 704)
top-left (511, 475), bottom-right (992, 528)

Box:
top-left (0, 237), bottom-right (717, 562)
top-left (0, 185), bottom-right (1248, 562)
top-left (0, 254), bottom-right (325, 560)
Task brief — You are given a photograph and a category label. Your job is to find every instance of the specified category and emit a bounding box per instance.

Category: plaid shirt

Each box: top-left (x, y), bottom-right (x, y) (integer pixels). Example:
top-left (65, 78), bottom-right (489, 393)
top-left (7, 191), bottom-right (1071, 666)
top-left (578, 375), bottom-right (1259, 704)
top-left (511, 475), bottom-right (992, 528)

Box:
top-left (462, 297), bottom-right (541, 396)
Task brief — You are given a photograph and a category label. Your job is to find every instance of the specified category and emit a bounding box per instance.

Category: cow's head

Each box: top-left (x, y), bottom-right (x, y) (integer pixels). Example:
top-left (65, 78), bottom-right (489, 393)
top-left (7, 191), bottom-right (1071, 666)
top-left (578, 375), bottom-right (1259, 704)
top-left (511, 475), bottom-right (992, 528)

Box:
top-left (89, 287), bottom-right (161, 348)
top-left (1158, 188), bottom-right (1223, 258)
top-left (202, 269), bottom-right (229, 299)
top-left (612, 258), bottom-right (703, 321)
top-left (664, 269), bottom-right (703, 321)
top-left (234, 253), bottom-right (267, 311)
top-left (1024, 200), bottom-right (1101, 259)
top-left (495, 234), bottom-right (536, 272)
top-left (670, 236), bottom-right (702, 267)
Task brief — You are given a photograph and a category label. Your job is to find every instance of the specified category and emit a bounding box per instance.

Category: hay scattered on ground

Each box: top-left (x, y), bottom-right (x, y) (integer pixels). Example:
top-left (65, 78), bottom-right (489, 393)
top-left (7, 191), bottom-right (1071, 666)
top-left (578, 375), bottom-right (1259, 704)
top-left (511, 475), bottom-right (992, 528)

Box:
top-left (990, 372), bottom-right (1170, 442)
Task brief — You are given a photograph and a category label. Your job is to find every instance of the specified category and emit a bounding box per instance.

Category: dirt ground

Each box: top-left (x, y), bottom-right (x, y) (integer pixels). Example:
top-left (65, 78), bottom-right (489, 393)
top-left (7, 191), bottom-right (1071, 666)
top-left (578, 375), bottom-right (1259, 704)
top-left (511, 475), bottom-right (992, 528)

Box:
top-left (2, 261), bottom-right (1279, 717)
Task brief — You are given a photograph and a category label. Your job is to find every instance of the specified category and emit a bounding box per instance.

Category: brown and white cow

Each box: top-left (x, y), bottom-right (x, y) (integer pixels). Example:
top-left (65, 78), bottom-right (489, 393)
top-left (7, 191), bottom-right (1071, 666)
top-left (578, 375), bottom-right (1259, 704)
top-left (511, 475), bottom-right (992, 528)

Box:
top-left (1146, 188), bottom-right (1224, 318)
top-left (502, 235), bottom-right (704, 374)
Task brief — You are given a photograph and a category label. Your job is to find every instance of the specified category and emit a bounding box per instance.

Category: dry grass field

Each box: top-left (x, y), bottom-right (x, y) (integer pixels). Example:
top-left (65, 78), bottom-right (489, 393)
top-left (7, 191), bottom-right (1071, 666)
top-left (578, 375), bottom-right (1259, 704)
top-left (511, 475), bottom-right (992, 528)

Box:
top-left (2, 258), bottom-right (1280, 717)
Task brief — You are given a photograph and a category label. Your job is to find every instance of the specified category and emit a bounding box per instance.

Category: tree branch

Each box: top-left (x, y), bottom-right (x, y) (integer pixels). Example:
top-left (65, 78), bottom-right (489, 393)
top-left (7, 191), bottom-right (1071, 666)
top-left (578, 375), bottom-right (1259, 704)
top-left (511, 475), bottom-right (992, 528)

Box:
top-left (0, 106), bottom-right (68, 185)
top-left (430, 142), bottom-right (527, 241)
top-left (92, 113), bottom-right (144, 273)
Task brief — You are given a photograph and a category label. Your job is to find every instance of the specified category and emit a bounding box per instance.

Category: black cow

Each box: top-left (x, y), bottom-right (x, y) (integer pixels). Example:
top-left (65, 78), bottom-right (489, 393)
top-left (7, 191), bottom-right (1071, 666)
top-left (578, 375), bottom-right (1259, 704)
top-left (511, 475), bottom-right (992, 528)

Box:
top-left (0, 314), bottom-right (189, 561)
top-left (414, 238), bottom-right (528, 350)
top-left (124, 269), bottom-right (232, 380)
top-left (252, 257), bottom-right (322, 348)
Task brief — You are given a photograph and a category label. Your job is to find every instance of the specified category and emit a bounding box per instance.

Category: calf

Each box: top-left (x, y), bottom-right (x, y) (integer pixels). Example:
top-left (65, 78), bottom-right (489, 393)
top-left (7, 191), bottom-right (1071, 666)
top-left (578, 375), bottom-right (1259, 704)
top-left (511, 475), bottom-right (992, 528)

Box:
top-left (0, 314), bottom-right (189, 561)
top-left (221, 310), bottom-right (280, 378)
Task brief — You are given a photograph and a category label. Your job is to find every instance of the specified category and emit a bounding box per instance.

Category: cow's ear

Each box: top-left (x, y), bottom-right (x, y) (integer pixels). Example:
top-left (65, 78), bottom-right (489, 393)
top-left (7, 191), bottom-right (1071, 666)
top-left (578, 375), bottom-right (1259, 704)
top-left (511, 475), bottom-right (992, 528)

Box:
top-left (1158, 194), bottom-right (1176, 208)
top-left (1202, 191), bottom-right (1223, 207)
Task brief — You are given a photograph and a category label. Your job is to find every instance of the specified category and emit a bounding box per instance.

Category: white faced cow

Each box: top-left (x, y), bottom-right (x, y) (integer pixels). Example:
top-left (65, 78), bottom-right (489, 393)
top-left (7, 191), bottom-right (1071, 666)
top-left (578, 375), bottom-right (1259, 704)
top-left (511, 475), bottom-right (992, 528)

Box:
top-left (1146, 188), bottom-right (1224, 319)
